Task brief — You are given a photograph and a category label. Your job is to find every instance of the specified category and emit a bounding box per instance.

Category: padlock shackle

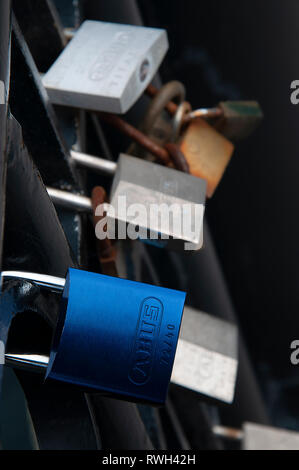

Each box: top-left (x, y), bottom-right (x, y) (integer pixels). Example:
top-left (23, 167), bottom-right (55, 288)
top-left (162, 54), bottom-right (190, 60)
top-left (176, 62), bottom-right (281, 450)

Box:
top-left (189, 107), bottom-right (223, 120)
top-left (1, 271), bottom-right (65, 292)
top-left (47, 187), bottom-right (93, 213)
top-left (5, 353), bottom-right (49, 373)
top-left (145, 84), bottom-right (223, 122)
top-left (47, 150), bottom-right (118, 213)
top-left (1, 272), bottom-right (63, 375)
top-left (212, 425), bottom-right (244, 442)
top-left (70, 150), bottom-right (117, 176)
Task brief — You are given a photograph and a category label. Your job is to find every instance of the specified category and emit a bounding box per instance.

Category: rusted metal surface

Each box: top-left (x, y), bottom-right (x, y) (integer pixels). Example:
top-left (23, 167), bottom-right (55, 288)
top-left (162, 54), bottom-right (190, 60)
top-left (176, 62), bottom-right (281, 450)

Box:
top-left (91, 186), bottom-right (118, 277)
top-left (164, 143), bottom-right (189, 173)
top-left (146, 83), bottom-right (179, 116)
top-left (129, 80), bottom-right (187, 166)
top-left (98, 112), bottom-right (172, 165)
top-left (142, 81), bottom-right (185, 133)
top-left (99, 112), bottom-right (190, 172)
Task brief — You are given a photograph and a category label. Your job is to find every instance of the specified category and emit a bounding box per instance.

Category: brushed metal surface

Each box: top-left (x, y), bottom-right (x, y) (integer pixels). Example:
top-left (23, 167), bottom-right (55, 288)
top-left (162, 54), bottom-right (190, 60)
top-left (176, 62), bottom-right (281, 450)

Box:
top-left (108, 154), bottom-right (206, 251)
top-left (43, 20), bottom-right (168, 113)
top-left (171, 306), bottom-right (238, 403)
top-left (243, 422), bottom-right (299, 450)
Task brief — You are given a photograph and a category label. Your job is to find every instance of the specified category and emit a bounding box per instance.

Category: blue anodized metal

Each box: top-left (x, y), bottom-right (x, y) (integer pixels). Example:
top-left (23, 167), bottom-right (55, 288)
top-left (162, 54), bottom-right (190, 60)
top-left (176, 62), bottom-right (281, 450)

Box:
top-left (46, 268), bottom-right (186, 405)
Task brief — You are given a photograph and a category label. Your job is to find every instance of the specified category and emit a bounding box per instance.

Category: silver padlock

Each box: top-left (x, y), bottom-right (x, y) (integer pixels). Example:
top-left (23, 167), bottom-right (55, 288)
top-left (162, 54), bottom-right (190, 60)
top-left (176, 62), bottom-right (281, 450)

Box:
top-left (243, 423), bottom-right (299, 450)
top-left (171, 306), bottom-right (238, 404)
top-left (42, 20), bottom-right (168, 114)
top-left (213, 422), bottom-right (299, 450)
top-left (48, 151), bottom-right (206, 251)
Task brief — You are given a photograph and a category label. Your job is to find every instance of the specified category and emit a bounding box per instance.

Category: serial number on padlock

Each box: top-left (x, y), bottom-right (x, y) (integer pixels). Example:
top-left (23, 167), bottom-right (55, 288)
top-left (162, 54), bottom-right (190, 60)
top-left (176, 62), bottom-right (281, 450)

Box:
top-left (160, 323), bottom-right (176, 366)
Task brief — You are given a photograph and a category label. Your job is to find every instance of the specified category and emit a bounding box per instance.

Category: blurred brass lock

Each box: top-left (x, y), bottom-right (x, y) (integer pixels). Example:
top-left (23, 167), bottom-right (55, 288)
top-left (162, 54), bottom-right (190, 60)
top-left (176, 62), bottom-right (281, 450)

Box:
top-left (179, 117), bottom-right (234, 197)
top-left (214, 100), bottom-right (263, 141)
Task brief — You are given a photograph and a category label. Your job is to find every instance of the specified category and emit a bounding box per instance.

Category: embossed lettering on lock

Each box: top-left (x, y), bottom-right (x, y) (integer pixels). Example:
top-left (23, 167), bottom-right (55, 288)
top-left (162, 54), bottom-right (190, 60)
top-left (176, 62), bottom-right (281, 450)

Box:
top-left (42, 20), bottom-right (169, 114)
top-left (129, 297), bottom-right (164, 385)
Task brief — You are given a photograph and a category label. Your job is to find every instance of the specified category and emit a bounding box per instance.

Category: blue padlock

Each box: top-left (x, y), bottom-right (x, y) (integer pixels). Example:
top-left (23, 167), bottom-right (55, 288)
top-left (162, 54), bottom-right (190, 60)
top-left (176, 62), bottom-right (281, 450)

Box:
top-left (2, 268), bottom-right (186, 405)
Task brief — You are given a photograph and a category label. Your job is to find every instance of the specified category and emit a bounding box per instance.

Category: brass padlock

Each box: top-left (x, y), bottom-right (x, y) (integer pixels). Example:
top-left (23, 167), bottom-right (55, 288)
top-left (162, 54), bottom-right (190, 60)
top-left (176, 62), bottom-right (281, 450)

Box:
top-left (214, 101), bottom-right (263, 141)
top-left (179, 117), bottom-right (234, 197)
top-left (146, 85), bottom-right (263, 141)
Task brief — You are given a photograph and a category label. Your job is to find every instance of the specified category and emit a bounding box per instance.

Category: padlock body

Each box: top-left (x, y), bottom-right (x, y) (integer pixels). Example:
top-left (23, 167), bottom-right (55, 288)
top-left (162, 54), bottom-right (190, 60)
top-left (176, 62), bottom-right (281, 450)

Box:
top-left (171, 306), bottom-right (238, 404)
top-left (42, 21), bottom-right (168, 114)
top-left (46, 268), bottom-right (186, 405)
top-left (108, 154), bottom-right (206, 251)
top-left (216, 101), bottom-right (263, 141)
top-left (179, 117), bottom-right (234, 197)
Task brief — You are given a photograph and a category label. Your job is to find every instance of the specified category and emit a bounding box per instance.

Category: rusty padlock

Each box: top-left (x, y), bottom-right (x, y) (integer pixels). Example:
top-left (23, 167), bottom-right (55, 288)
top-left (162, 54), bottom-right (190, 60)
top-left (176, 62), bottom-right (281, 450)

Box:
top-left (178, 116), bottom-right (234, 198)
top-left (146, 82), bottom-right (235, 197)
